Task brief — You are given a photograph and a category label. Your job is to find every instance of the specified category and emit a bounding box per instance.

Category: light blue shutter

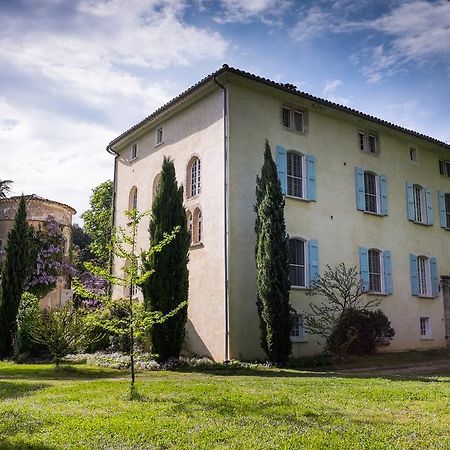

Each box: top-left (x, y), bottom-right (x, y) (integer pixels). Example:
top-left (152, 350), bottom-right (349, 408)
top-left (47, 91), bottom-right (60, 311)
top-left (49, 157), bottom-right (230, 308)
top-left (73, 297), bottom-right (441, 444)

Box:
top-left (409, 254), bottom-right (419, 296)
top-left (438, 191), bottom-right (446, 228)
top-left (379, 175), bottom-right (388, 216)
top-left (276, 145), bottom-right (287, 194)
top-left (406, 181), bottom-right (414, 221)
top-left (383, 250), bottom-right (393, 294)
top-left (355, 168), bottom-right (365, 211)
top-left (308, 239), bottom-right (319, 285)
top-left (426, 189), bottom-right (433, 225)
top-left (430, 257), bottom-right (439, 297)
top-left (306, 154), bottom-right (316, 201)
top-left (359, 247), bottom-right (369, 290)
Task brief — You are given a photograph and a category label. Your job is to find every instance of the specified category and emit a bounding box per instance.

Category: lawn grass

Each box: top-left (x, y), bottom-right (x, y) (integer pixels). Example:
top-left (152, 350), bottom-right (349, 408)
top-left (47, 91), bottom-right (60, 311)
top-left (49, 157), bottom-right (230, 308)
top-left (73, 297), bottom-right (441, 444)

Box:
top-left (1, 357), bottom-right (450, 449)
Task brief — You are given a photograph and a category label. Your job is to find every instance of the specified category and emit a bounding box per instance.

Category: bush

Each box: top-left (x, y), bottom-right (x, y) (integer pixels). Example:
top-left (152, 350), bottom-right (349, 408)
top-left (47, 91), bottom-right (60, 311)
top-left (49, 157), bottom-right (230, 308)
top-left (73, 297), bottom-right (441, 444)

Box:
top-left (14, 292), bottom-right (40, 356)
top-left (327, 308), bottom-right (395, 356)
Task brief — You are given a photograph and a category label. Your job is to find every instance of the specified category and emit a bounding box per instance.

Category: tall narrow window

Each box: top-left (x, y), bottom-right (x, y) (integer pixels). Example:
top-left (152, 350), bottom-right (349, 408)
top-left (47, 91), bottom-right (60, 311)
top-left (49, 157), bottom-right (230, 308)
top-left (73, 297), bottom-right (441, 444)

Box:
top-left (188, 157), bottom-right (201, 197)
top-left (152, 173), bottom-right (161, 200)
top-left (368, 135), bottom-right (377, 154)
top-left (131, 143), bottom-right (138, 160)
top-left (413, 184), bottom-right (425, 223)
top-left (129, 186), bottom-right (138, 211)
top-left (446, 194), bottom-right (450, 229)
top-left (289, 239), bottom-right (306, 288)
top-left (358, 132), bottom-right (366, 151)
top-left (420, 317), bottom-right (431, 338)
top-left (368, 249), bottom-right (382, 292)
top-left (282, 107), bottom-right (291, 128)
top-left (193, 208), bottom-right (202, 244)
top-left (293, 110), bottom-right (304, 132)
top-left (156, 127), bottom-right (163, 145)
top-left (418, 256), bottom-right (430, 296)
top-left (364, 172), bottom-right (378, 213)
top-left (287, 151), bottom-right (303, 198)
top-left (187, 211), bottom-right (193, 240)
top-left (290, 313), bottom-right (306, 341)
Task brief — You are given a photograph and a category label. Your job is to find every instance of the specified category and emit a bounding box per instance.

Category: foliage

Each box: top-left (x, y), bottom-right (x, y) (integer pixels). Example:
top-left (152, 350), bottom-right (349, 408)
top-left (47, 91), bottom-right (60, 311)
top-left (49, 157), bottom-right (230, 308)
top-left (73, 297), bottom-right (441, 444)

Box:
top-left (0, 179), bottom-right (13, 199)
top-left (0, 195), bottom-right (35, 358)
top-left (30, 301), bottom-right (98, 366)
top-left (81, 180), bottom-right (113, 266)
top-left (14, 292), bottom-right (40, 356)
top-left (327, 308), bottom-right (395, 356)
top-left (305, 263), bottom-right (380, 340)
top-left (26, 216), bottom-right (75, 299)
top-left (72, 223), bottom-right (93, 272)
top-left (73, 272), bottom-right (108, 309)
top-left (142, 157), bottom-right (190, 362)
top-left (254, 140), bottom-right (291, 365)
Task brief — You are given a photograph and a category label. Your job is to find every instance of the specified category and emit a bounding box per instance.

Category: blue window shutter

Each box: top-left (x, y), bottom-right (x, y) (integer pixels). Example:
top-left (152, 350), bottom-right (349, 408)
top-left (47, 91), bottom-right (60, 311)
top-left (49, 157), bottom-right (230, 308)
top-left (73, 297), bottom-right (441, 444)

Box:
top-left (383, 250), bottom-right (393, 294)
top-left (306, 154), bottom-right (317, 201)
top-left (439, 191), bottom-right (447, 228)
top-left (355, 167), bottom-right (365, 211)
top-left (426, 189), bottom-right (433, 225)
top-left (409, 254), bottom-right (419, 296)
top-left (406, 181), bottom-right (414, 221)
top-left (308, 239), bottom-right (319, 285)
top-left (379, 175), bottom-right (388, 216)
top-left (276, 145), bottom-right (287, 194)
top-left (430, 257), bottom-right (439, 297)
top-left (359, 247), bottom-right (369, 290)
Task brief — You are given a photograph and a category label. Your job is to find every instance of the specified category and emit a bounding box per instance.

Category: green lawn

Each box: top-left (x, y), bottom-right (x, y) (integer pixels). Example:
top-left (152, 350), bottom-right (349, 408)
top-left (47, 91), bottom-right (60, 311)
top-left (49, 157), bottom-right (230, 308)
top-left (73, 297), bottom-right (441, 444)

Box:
top-left (1, 356), bottom-right (450, 449)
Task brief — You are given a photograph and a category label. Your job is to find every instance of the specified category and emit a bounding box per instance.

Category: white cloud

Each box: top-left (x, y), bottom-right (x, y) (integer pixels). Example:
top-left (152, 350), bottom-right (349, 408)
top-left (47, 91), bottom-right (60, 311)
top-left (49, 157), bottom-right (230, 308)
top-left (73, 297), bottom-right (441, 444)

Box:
top-left (215, 0), bottom-right (292, 24)
top-left (323, 79), bottom-right (343, 96)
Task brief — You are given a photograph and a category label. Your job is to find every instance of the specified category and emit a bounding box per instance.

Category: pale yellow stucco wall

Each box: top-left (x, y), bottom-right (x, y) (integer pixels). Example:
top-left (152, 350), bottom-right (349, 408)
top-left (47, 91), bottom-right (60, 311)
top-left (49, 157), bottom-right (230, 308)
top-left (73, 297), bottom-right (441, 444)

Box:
top-left (227, 79), bottom-right (449, 360)
top-left (112, 89), bottom-right (227, 360)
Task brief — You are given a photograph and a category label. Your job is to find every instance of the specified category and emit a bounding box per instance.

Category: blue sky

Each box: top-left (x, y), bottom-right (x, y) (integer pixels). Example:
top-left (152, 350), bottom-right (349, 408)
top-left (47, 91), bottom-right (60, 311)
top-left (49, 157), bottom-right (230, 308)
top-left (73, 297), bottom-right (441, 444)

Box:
top-left (1, 0), bottom-right (449, 221)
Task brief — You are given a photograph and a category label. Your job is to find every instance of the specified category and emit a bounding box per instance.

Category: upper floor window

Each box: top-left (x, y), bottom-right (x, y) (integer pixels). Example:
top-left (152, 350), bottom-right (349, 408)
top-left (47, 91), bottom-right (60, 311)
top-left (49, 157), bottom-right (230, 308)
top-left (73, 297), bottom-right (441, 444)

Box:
top-left (152, 173), bottom-right (161, 200)
top-left (289, 238), bottom-right (319, 289)
top-left (276, 146), bottom-right (316, 201)
top-left (409, 254), bottom-right (438, 298)
top-left (355, 168), bottom-right (388, 215)
top-left (129, 186), bottom-right (138, 211)
top-left (438, 191), bottom-right (450, 229)
top-left (281, 106), bottom-right (306, 133)
top-left (131, 143), bottom-right (138, 161)
top-left (192, 208), bottom-right (202, 245)
top-left (187, 157), bottom-right (201, 198)
top-left (406, 182), bottom-right (432, 225)
top-left (290, 312), bottom-right (306, 342)
top-left (156, 127), bottom-right (164, 145)
top-left (439, 159), bottom-right (450, 177)
top-left (359, 247), bottom-right (392, 294)
top-left (409, 147), bottom-right (417, 163)
top-left (358, 131), bottom-right (379, 155)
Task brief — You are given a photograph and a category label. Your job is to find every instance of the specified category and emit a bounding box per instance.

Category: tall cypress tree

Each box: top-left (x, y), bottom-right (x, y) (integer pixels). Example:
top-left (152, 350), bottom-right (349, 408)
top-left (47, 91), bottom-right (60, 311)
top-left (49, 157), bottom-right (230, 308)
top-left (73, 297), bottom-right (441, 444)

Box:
top-left (255, 140), bottom-right (292, 365)
top-left (0, 196), bottom-right (35, 358)
top-left (142, 157), bottom-right (189, 361)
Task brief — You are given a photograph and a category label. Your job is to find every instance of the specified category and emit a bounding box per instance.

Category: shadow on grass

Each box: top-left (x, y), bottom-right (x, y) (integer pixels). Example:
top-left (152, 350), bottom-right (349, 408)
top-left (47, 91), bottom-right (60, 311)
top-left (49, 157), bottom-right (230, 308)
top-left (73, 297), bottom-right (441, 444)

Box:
top-left (0, 364), bottom-right (128, 381)
top-left (0, 439), bottom-right (54, 450)
top-left (0, 381), bottom-right (49, 400)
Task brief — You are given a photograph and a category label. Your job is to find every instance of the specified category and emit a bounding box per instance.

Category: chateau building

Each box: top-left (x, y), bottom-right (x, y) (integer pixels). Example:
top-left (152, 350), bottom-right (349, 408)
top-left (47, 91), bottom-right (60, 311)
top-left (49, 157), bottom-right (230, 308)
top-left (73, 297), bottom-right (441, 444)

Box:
top-left (107, 65), bottom-right (450, 361)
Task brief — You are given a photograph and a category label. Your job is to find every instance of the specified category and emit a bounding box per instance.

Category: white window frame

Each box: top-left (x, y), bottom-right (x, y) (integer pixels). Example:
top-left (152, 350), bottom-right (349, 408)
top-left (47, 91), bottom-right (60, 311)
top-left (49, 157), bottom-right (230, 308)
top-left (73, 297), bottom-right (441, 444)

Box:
top-left (417, 256), bottom-right (431, 297)
top-left (282, 106), bottom-right (305, 133)
top-left (286, 151), bottom-right (306, 199)
top-left (156, 127), bottom-right (164, 146)
top-left (358, 131), bottom-right (379, 155)
top-left (439, 159), bottom-right (450, 177)
top-left (364, 171), bottom-right (380, 214)
top-left (131, 143), bottom-right (138, 161)
top-left (420, 317), bottom-right (431, 338)
top-left (188, 157), bottom-right (201, 198)
top-left (368, 249), bottom-right (384, 293)
top-left (413, 184), bottom-right (426, 224)
top-left (290, 313), bottom-right (307, 342)
top-left (289, 238), bottom-right (308, 289)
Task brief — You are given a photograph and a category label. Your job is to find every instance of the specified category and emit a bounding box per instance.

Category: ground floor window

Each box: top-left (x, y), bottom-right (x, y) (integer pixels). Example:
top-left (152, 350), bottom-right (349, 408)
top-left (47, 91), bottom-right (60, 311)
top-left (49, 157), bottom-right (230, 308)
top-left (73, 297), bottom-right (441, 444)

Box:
top-left (290, 313), bottom-right (306, 342)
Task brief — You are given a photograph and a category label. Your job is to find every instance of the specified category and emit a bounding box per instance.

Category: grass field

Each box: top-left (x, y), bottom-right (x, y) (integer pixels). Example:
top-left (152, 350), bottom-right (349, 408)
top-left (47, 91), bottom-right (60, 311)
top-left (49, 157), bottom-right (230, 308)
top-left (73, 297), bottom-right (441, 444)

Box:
top-left (1, 352), bottom-right (450, 449)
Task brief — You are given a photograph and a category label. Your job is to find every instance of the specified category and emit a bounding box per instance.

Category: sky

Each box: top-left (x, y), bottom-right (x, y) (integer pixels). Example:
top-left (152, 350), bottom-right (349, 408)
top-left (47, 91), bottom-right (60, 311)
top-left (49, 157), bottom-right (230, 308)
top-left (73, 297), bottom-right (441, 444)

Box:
top-left (1, 0), bottom-right (450, 222)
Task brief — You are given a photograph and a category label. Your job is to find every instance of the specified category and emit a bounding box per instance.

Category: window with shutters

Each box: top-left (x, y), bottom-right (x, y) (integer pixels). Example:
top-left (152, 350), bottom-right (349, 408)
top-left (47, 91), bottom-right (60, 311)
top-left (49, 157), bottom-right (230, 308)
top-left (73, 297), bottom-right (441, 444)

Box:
top-left (287, 151), bottom-right (305, 198)
top-left (281, 106), bottom-right (307, 133)
top-left (360, 247), bottom-right (392, 295)
top-left (355, 168), bottom-right (387, 215)
top-left (413, 184), bottom-right (426, 223)
top-left (368, 249), bottom-right (383, 293)
top-left (289, 239), bottom-right (306, 288)
top-left (290, 313), bottom-right (306, 342)
top-left (420, 317), bottom-right (431, 338)
top-left (410, 254), bottom-right (438, 298)
top-left (187, 157), bottom-right (201, 198)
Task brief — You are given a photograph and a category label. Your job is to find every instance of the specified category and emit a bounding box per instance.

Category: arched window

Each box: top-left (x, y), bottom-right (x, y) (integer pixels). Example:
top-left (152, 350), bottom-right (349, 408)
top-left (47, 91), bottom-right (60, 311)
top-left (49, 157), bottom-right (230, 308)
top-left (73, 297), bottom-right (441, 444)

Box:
top-left (186, 210), bottom-right (193, 241)
top-left (187, 157), bottom-right (201, 198)
top-left (368, 249), bottom-right (382, 292)
top-left (287, 151), bottom-right (304, 198)
top-left (129, 186), bottom-right (138, 211)
top-left (152, 173), bottom-right (161, 200)
top-left (289, 238), bottom-right (306, 288)
top-left (193, 208), bottom-right (202, 244)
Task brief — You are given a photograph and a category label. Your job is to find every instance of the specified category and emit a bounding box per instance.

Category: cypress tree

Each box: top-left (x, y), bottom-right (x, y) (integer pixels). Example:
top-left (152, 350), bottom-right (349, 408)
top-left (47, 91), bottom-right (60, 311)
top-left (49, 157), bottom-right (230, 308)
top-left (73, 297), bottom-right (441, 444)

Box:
top-left (142, 157), bottom-right (189, 361)
top-left (0, 196), bottom-right (35, 358)
top-left (254, 140), bottom-right (292, 365)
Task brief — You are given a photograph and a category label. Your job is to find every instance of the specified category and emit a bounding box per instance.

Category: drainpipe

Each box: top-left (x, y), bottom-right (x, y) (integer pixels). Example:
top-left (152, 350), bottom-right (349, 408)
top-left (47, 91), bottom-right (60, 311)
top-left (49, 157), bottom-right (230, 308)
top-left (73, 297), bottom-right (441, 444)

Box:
top-left (106, 144), bottom-right (118, 295)
top-left (213, 75), bottom-right (230, 362)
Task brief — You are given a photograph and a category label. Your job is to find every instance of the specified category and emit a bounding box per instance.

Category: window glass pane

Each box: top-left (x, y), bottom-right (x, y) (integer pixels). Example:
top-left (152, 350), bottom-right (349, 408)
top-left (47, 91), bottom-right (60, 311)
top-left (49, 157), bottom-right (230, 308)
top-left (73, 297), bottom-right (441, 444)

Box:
top-left (190, 158), bottom-right (201, 197)
top-left (364, 172), bottom-right (377, 213)
top-left (368, 135), bottom-right (377, 154)
top-left (290, 314), bottom-right (305, 339)
top-left (439, 160), bottom-right (445, 175)
top-left (368, 249), bottom-right (381, 292)
top-left (289, 239), bottom-right (305, 287)
top-left (418, 257), bottom-right (429, 296)
top-left (413, 185), bottom-right (423, 222)
top-left (358, 133), bottom-right (366, 150)
top-left (282, 107), bottom-right (291, 127)
top-left (294, 110), bottom-right (304, 132)
top-left (287, 152), bottom-right (303, 197)
top-left (445, 194), bottom-right (450, 228)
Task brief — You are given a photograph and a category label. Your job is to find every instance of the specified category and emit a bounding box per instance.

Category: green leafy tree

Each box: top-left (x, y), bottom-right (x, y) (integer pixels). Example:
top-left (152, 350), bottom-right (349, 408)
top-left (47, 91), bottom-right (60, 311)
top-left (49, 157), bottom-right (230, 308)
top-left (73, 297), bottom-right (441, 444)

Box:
top-left (254, 140), bottom-right (292, 365)
top-left (0, 196), bottom-right (35, 358)
top-left (142, 157), bottom-right (190, 362)
top-left (0, 179), bottom-right (13, 199)
top-left (15, 291), bottom-right (40, 356)
top-left (81, 180), bottom-right (113, 266)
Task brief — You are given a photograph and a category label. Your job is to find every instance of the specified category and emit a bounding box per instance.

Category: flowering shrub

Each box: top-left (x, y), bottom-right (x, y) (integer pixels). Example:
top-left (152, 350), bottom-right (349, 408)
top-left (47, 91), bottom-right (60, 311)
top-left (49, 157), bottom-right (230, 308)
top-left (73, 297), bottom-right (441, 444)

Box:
top-left (75, 272), bottom-right (108, 308)
top-left (26, 216), bottom-right (76, 298)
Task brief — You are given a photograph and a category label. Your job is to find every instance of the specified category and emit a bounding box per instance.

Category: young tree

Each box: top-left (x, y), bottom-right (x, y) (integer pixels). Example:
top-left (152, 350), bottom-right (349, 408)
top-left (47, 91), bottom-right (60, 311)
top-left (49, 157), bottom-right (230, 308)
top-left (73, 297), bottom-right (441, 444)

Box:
top-left (0, 196), bottom-right (35, 358)
top-left (254, 140), bottom-right (292, 365)
top-left (141, 157), bottom-right (190, 362)
top-left (81, 180), bottom-right (113, 266)
top-left (0, 179), bottom-right (13, 199)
